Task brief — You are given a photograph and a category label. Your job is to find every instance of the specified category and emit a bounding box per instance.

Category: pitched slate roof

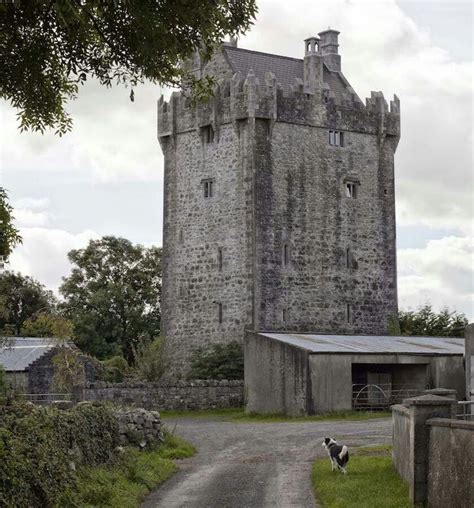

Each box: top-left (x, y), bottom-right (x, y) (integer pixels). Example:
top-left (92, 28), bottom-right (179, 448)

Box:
top-left (223, 46), bottom-right (357, 103)
top-left (0, 337), bottom-right (57, 372)
top-left (259, 333), bottom-right (464, 356)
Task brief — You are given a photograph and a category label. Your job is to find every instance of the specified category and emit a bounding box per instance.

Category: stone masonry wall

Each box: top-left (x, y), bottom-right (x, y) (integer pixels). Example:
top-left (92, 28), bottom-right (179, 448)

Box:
top-left (85, 380), bottom-right (244, 411)
top-left (115, 407), bottom-right (163, 446)
top-left (159, 40), bottom-right (400, 375)
top-left (254, 119), bottom-right (398, 333)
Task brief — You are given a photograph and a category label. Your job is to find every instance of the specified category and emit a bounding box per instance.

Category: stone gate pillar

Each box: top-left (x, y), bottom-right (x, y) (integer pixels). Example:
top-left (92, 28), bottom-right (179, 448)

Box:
top-left (403, 394), bottom-right (457, 505)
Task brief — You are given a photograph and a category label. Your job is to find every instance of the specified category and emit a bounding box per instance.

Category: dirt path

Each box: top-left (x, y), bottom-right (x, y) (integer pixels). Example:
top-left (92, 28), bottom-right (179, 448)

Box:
top-left (142, 416), bottom-right (391, 508)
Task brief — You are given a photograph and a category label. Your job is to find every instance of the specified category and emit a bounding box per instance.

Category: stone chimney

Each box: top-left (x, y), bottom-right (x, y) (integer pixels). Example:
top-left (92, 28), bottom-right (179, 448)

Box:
top-left (318, 29), bottom-right (341, 72)
top-left (303, 36), bottom-right (323, 93)
top-left (223, 37), bottom-right (238, 48)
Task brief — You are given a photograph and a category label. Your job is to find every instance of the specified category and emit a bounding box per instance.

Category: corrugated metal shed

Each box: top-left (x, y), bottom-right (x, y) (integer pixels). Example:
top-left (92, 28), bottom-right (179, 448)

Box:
top-left (259, 333), bottom-right (464, 355)
top-left (0, 337), bottom-right (56, 372)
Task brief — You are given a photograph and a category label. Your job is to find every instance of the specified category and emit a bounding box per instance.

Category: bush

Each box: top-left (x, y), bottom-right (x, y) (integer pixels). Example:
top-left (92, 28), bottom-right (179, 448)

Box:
top-left (0, 402), bottom-right (119, 507)
top-left (132, 338), bottom-right (165, 382)
top-left (188, 341), bottom-right (244, 380)
top-left (101, 355), bottom-right (130, 383)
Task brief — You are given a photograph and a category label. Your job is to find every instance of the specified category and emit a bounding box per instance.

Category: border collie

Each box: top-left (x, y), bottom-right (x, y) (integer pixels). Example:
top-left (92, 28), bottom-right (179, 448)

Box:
top-left (322, 437), bottom-right (349, 474)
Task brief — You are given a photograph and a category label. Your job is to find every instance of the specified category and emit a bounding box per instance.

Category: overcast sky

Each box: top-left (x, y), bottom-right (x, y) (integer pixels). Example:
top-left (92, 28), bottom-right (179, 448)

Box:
top-left (1, 0), bottom-right (473, 319)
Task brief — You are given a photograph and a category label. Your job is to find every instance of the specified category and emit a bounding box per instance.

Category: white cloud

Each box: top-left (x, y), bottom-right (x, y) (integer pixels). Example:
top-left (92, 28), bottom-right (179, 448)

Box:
top-left (6, 227), bottom-right (100, 293)
top-left (398, 236), bottom-right (474, 319)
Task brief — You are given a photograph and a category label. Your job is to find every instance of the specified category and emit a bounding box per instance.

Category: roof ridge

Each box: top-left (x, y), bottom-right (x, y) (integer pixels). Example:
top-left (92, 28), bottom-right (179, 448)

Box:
top-left (224, 46), bottom-right (303, 64)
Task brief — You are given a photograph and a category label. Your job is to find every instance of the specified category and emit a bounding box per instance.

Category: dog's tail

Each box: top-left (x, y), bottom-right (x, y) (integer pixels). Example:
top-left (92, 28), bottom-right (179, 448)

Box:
top-left (339, 446), bottom-right (349, 460)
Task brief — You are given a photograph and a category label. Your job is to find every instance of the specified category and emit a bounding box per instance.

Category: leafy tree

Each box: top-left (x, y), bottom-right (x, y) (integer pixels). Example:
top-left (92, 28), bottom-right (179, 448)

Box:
top-left (188, 341), bottom-right (244, 380)
top-left (0, 187), bottom-right (22, 262)
top-left (60, 236), bottom-right (162, 363)
top-left (21, 312), bottom-right (74, 339)
top-left (397, 305), bottom-right (468, 337)
top-left (0, 0), bottom-right (257, 135)
top-left (0, 271), bottom-right (56, 336)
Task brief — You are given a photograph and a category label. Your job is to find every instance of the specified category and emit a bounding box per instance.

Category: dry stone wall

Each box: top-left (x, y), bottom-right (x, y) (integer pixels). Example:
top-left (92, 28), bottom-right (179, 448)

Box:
top-left (115, 408), bottom-right (163, 445)
top-left (85, 380), bottom-right (244, 411)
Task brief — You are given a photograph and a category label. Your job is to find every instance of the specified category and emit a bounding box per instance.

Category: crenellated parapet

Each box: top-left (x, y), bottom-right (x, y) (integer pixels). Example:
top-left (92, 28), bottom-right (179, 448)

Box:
top-left (157, 69), bottom-right (400, 141)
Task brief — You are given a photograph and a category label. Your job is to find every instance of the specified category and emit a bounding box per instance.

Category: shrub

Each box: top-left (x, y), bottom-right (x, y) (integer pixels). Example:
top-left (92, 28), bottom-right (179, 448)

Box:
top-left (101, 355), bottom-right (130, 383)
top-left (132, 338), bottom-right (165, 382)
top-left (188, 341), bottom-right (244, 380)
top-left (0, 402), bottom-right (119, 507)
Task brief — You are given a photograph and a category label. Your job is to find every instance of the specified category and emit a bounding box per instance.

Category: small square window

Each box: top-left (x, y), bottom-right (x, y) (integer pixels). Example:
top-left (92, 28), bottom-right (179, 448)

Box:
top-left (202, 125), bottom-right (214, 144)
top-left (203, 179), bottom-right (214, 198)
top-left (329, 130), bottom-right (344, 147)
top-left (346, 182), bottom-right (357, 198)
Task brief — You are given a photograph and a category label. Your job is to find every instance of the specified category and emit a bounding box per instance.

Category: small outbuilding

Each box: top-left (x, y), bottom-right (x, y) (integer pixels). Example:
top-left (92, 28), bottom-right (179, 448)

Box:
top-left (245, 332), bottom-right (465, 415)
top-left (0, 337), bottom-right (96, 396)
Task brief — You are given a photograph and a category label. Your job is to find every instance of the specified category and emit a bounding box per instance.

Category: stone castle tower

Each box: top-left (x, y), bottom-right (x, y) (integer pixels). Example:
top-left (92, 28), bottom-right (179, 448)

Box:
top-left (158, 30), bottom-right (400, 374)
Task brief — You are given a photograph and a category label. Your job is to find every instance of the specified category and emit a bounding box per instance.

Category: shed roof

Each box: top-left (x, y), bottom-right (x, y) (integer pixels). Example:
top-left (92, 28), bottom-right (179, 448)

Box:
top-left (258, 333), bottom-right (464, 356)
top-left (0, 337), bottom-right (57, 372)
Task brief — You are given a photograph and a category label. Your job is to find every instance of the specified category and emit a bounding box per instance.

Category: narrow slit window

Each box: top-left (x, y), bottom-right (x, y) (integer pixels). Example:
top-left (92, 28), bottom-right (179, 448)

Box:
top-left (218, 303), bottom-right (223, 324)
top-left (218, 248), bottom-right (223, 271)
top-left (329, 130), bottom-right (334, 145)
top-left (282, 308), bottom-right (288, 323)
top-left (346, 304), bottom-right (352, 324)
top-left (334, 131), bottom-right (340, 146)
top-left (179, 230), bottom-right (184, 243)
top-left (203, 179), bottom-right (214, 198)
top-left (346, 182), bottom-right (357, 198)
top-left (283, 243), bottom-right (289, 266)
top-left (346, 248), bottom-right (351, 268)
top-left (339, 132), bottom-right (344, 147)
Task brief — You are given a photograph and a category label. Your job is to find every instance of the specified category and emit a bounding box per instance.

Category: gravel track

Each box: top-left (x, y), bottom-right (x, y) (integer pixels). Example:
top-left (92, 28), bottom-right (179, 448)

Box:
top-left (142, 416), bottom-right (391, 508)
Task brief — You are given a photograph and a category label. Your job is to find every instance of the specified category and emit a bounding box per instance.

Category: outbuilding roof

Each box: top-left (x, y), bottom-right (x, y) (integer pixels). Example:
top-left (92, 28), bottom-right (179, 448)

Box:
top-left (0, 337), bottom-right (57, 372)
top-left (259, 333), bottom-right (464, 356)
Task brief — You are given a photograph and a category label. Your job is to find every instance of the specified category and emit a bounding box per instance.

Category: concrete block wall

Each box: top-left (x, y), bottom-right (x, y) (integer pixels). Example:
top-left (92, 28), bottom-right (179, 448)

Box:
top-left (427, 418), bottom-right (474, 508)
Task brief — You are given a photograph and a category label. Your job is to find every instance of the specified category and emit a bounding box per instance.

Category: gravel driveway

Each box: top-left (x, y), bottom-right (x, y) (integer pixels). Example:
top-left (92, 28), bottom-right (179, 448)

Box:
top-left (142, 416), bottom-right (392, 508)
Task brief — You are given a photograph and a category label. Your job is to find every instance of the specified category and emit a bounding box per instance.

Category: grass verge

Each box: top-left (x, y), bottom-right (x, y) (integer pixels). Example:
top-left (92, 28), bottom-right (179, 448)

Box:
top-left (60, 432), bottom-right (196, 507)
top-left (161, 407), bottom-right (391, 423)
top-left (312, 444), bottom-right (410, 508)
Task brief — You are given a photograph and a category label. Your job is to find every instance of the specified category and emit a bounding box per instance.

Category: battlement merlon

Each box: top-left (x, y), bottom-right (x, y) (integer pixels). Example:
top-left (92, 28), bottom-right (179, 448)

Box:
top-left (157, 81), bottom-right (400, 140)
top-left (157, 31), bottom-right (400, 140)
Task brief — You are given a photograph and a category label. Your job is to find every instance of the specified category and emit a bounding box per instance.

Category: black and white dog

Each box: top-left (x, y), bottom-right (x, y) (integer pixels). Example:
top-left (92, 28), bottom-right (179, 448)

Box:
top-left (322, 437), bottom-right (350, 474)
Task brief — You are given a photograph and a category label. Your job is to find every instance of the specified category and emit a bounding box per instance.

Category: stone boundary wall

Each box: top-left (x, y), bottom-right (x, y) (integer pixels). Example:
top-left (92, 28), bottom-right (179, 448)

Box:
top-left (84, 380), bottom-right (244, 411)
top-left (391, 392), bottom-right (473, 507)
top-left (427, 418), bottom-right (474, 508)
top-left (115, 407), bottom-right (163, 446)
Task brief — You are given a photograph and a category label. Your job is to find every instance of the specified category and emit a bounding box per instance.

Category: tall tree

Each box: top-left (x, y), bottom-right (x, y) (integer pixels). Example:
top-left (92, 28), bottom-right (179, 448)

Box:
top-left (0, 0), bottom-right (257, 135)
top-left (60, 236), bottom-right (162, 362)
top-left (398, 305), bottom-right (468, 337)
top-left (0, 272), bottom-right (56, 336)
top-left (0, 188), bottom-right (22, 263)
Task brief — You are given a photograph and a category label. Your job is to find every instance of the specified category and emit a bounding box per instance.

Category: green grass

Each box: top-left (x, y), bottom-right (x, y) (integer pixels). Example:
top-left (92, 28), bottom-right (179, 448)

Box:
top-left (161, 407), bottom-right (391, 423)
top-left (60, 432), bottom-right (196, 507)
top-left (312, 445), bottom-right (410, 508)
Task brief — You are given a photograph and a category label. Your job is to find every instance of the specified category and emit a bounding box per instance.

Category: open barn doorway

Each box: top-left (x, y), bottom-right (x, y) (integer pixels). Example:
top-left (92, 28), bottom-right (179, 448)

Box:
top-left (351, 363), bottom-right (428, 410)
